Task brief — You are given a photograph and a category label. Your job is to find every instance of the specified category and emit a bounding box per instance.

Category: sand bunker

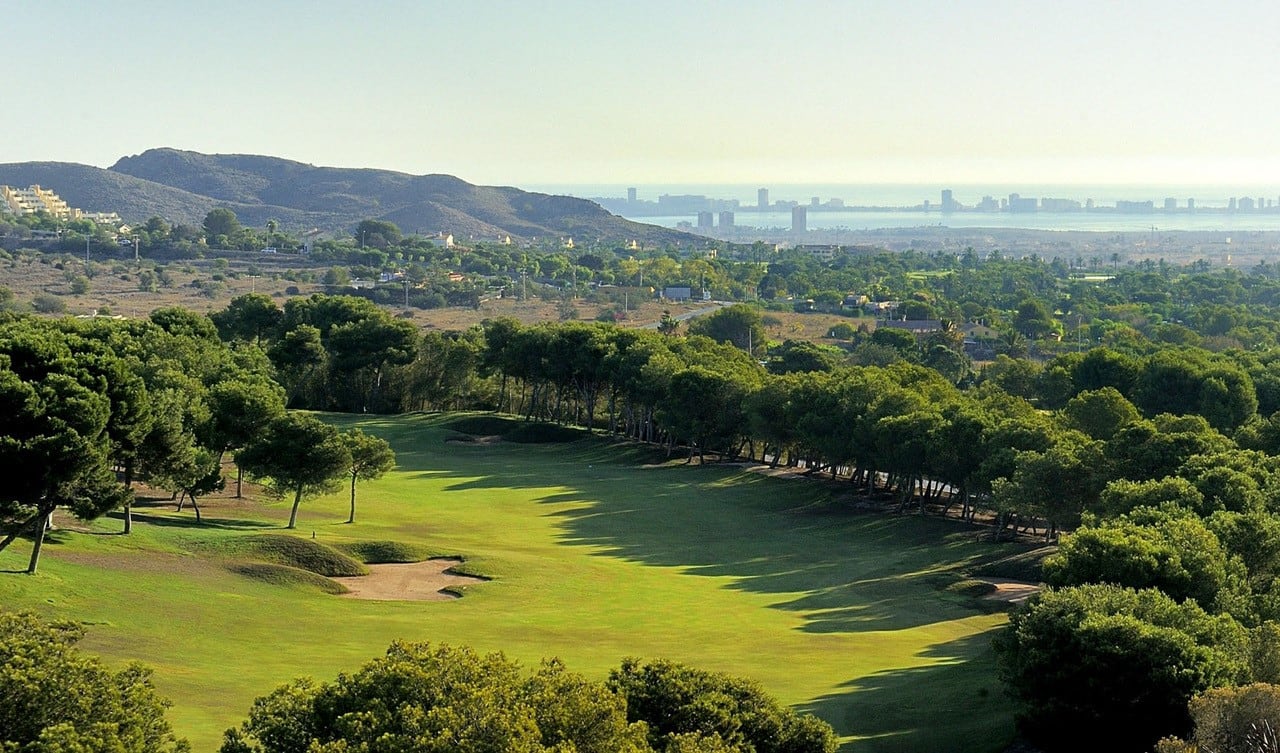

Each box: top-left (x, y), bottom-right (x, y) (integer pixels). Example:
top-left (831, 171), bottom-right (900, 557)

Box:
top-left (975, 577), bottom-right (1041, 604)
top-left (335, 559), bottom-right (488, 601)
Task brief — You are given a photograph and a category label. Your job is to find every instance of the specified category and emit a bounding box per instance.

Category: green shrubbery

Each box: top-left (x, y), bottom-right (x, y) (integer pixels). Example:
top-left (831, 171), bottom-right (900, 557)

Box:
top-left (219, 644), bottom-right (838, 753)
top-left (0, 612), bottom-right (189, 752)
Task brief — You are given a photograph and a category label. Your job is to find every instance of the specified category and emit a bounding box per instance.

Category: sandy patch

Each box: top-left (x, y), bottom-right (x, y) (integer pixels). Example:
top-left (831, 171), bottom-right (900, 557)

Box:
top-left (335, 559), bottom-right (488, 601)
top-left (444, 435), bottom-right (503, 445)
top-left (975, 577), bottom-right (1041, 604)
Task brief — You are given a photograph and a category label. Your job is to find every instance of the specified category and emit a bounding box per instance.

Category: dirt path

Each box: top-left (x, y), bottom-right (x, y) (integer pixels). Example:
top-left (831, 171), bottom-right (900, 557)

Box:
top-left (334, 559), bottom-right (488, 601)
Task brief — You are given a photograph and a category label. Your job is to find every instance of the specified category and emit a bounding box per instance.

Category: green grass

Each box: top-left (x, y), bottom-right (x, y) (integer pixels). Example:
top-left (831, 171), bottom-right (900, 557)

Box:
top-left (0, 412), bottom-right (1043, 753)
top-left (196, 533), bottom-right (369, 576)
top-left (227, 562), bottom-right (349, 594)
top-left (333, 539), bottom-right (434, 564)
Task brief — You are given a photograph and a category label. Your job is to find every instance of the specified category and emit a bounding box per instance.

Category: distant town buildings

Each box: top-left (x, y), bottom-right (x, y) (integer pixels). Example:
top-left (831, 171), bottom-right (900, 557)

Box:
top-left (1040, 197), bottom-right (1082, 212)
top-left (758, 188), bottom-right (769, 210)
top-left (791, 206), bottom-right (807, 233)
top-left (719, 211), bottom-right (734, 229)
top-left (697, 211), bottom-right (713, 229)
top-left (0, 184), bottom-right (121, 225)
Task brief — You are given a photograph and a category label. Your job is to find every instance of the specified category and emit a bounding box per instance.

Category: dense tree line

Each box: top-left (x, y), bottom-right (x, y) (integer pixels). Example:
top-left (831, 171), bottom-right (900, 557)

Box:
top-left (0, 305), bottom-right (394, 572)
top-left (22, 239), bottom-right (1280, 748)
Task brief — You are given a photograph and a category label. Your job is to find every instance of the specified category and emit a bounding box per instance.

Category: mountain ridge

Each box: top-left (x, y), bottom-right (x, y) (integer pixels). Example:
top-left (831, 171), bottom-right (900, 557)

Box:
top-left (0, 148), bottom-right (694, 245)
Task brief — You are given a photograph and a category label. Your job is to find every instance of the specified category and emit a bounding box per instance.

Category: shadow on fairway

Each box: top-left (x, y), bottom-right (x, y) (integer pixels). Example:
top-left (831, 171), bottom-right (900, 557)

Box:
top-left (412, 434), bottom-right (1027, 634)
top-left (803, 633), bottom-right (1014, 753)
top-left (120, 512), bottom-right (276, 531)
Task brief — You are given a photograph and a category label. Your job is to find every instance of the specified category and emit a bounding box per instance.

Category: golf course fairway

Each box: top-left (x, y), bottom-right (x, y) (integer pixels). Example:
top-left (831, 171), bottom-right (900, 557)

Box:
top-left (0, 413), bottom-right (1036, 752)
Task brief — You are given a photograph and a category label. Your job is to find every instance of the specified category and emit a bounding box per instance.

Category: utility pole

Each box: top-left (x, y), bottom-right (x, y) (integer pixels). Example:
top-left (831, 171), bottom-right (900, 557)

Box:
top-left (133, 237), bottom-right (140, 263)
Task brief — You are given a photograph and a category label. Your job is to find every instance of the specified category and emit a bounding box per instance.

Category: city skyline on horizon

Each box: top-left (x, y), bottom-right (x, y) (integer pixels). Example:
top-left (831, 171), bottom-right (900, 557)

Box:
top-left (9, 2), bottom-right (1280, 187)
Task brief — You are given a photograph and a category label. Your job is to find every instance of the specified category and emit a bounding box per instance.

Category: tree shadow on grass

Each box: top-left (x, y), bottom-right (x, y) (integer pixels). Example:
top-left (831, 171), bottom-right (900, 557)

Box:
top-left (119, 512), bottom-right (276, 531)
top-left (804, 632), bottom-right (1016, 753)
top-left (410, 439), bottom-right (1035, 633)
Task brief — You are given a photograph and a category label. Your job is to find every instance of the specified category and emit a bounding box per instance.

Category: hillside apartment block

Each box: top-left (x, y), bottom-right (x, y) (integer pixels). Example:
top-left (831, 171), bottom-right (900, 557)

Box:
top-left (1, 184), bottom-right (121, 225)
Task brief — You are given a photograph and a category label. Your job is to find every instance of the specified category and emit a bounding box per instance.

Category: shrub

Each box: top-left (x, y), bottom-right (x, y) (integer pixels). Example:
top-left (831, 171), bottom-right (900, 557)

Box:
top-left (32, 293), bottom-right (66, 314)
top-left (1188, 683), bottom-right (1280, 753)
top-left (0, 612), bottom-right (188, 752)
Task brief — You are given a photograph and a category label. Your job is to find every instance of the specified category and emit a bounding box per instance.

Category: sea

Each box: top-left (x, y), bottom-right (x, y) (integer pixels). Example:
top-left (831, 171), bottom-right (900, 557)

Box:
top-left (526, 183), bottom-right (1280, 233)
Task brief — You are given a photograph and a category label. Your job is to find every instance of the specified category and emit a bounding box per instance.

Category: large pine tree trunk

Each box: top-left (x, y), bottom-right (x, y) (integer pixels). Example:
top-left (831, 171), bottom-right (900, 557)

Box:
top-left (287, 487), bottom-right (303, 529)
top-left (347, 474), bottom-right (357, 524)
top-left (26, 509), bottom-right (53, 574)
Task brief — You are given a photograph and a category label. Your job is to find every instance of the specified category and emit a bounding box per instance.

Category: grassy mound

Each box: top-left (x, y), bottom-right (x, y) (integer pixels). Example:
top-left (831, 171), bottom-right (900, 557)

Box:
top-left (444, 415), bottom-right (521, 436)
top-left (202, 534), bottom-right (369, 577)
top-left (946, 578), bottom-right (999, 598)
top-left (505, 423), bottom-right (586, 443)
top-left (335, 540), bottom-right (432, 564)
top-left (444, 414), bottom-right (585, 443)
top-left (228, 562), bottom-right (349, 595)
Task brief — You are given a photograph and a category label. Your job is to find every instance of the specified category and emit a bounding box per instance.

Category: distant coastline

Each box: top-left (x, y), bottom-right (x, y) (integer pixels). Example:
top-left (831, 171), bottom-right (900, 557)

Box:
top-left (529, 183), bottom-right (1280, 234)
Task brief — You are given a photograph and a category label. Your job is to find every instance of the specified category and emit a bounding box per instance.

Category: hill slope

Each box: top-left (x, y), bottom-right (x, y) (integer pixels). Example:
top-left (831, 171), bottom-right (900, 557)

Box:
top-left (1, 148), bottom-right (694, 244)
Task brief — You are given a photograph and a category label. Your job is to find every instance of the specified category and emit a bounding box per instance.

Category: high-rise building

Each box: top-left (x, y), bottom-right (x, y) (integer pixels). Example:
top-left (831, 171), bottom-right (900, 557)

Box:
top-left (719, 211), bottom-right (734, 229)
top-left (941, 189), bottom-right (956, 212)
top-left (791, 206), bottom-right (807, 233)
top-left (1007, 193), bottom-right (1038, 212)
top-left (1188, 198), bottom-right (1195, 210)
top-left (810, 196), bottom-right (820, 207)
top-left (758, 188), bottom-right (769, 210)
top-left (627, 187), bottom-right (637, 203)
top-left (696, 211), bottom-right (713, 229)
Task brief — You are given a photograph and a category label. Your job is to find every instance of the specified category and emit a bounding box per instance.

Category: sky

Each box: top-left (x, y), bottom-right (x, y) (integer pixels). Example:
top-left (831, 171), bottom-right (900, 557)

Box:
top-left (8, 0), bottom-right (1280, 188)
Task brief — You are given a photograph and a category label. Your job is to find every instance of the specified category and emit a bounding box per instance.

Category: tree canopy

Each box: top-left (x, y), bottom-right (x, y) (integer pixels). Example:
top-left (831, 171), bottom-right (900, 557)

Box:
top-left (0, 612), bottom-right (189, 752)
top-left (218, 642), bottom-right (836, 753)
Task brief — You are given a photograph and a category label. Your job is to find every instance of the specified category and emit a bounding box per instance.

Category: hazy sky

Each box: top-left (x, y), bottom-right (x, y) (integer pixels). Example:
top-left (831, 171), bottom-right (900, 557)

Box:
top-left (9, 1), bottom-right (1280, 187)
